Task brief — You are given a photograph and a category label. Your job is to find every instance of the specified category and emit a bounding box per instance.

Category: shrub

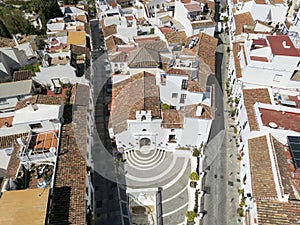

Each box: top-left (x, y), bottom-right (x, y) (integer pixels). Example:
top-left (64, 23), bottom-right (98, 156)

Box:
top-left (150, 27), bottom-right (154, 34)
top-left (65, 89), bottom-right (71, 97)
top-left (189, 172), bottom-right (199, 181)
top-left (237, 208), bottom-right (244, 217)
top-left (185, 211), bottom-right (197, 222)
top-left (161, 103), bottom-right (171, 110)
top-left (194, 190), bottom-right (199, 213)
top-left (192, 149), bottom-right (200, 157)
top-left (238, 189), bottom-right (244, 195)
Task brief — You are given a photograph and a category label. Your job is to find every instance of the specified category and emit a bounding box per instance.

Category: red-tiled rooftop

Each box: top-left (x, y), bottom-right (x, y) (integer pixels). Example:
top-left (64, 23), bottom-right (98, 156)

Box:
top-left (252, 39), bottom-right (268, 46)
top-left (248, 135), bottom-right (278, 200)
top-left (159, 27), bottom-right (174, 34)
top-left (242, 88), bottom-right (272, 131)
top-left (250, 56), bottom-right (269, 62)
top-left (267, 35), bottom-right (300, 57)
top-left (0, 116), bottom-right (13, 128)
top-left (184, 3), bottom-right (202, 12)
top-left (259, 108), bottom-right (300, 133)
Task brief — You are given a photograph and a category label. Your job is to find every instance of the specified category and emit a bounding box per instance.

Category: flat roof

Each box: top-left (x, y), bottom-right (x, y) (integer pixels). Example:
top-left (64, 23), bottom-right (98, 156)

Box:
top-left (67, 31), bottom-right (86, 46)
top-left (0, 80), bottom-right (32, 99)
top-left (0, 188), bottom-right (50, 225)
top-left (267, 35), bottom-right (300, 57)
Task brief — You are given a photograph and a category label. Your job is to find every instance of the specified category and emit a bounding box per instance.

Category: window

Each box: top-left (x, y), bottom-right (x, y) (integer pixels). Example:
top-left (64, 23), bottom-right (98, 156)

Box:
top-left (172, 93), bottom-right (178, 98)
top-left (273, 74), bottom-right (283, 82)
top-left (181, 79), bottom-right (188, 89)
top-left (142, 129), bottom-right (147, 132)
top-left (141, 115), bottom-right (146, 121)
top-left (171, 129), bottom-right (175, 132)
top-left (180, 94), bottom-right (187, 104)
top-left (29, 123), bottom-right (43, 129)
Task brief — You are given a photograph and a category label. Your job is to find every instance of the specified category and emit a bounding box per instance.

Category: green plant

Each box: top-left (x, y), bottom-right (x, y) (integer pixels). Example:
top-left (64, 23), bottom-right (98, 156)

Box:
top-left (189, 172), bottom-right (199, 181)
top-left (235, 97), bottom-right (240, 105)
top-left (192, 149), bottom-right (200, 157)
top-left (239, 197), bottom-right (246, 207)
top-left (194, 190), bottom-right (199, 213)
top-left (237, 208), bottom-right (244, 217)
top-left (150, 27), bottom-right (154, 34)
top-left (161, 103), bottom-right (171, 110)
top-left (65, 89), bottom-right (71, 97)
top-left (238, 189), bottom-right (244, 195)
top-left (223, 16), bottom-right (228, 23)
top-left (233, 126), bottom-right (238, 134)
top-left (185, 211), bottom-right (197, 222)
top-left (230, 108), bottom-right (237, 117)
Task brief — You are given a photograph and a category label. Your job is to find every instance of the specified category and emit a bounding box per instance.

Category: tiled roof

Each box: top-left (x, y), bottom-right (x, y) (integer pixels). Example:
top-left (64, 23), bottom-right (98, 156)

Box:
top-left (197, 32), bottom-right (218, 74)
top-left (15, 95), bottom-right (61, 111)
top-left (191, 20), bottom-right (216, 29)
top-left (242, 88), bottom-right (271, 131)
top-left (166, 68), bottom-right (187, 75)
top-left (161, 109), bottom-right (183, 128)
top-left (184, 3), bottom-right (202, 12)
top-left (0, 132), bottom-right (28, 150)
top-left (184, 103), bottom-right (213, 119)
top-left (70, 44), bottom-right (86, 55)
top-left (165, 31), bottom-right (187, 45)
top-left (5, 143), bottom-right (22, 178)
top-left (105, 35), bottom-right (126, 53)
top-left (133, 36), bottom-right (161, 43)
top-left (109, 72), bottom-right (161, 134)
top-left (109, 51), bottom-right (128, 62)
top-left (159, 27), bottom-right (174, 34)
top-left (256, 199), bottom-right (300, 224)
top-left (50, 103), bottom-right (86, 224)
top-left (102, 21), bottom-right (117, 38)
top-left (233, 12), bottom-right (254, 35)
top-left (13, 70), bottom-right (36, 81)
top-left (271, 136), bottom-right (296, 200)
top-left (128, 47), bottom-right (161, 68)
top-left (248, 135), bottom-right (278, 200)
top-left (233, 43), bottom-right (242, 78)
top-left (138, 40), bottom-right (169, 52)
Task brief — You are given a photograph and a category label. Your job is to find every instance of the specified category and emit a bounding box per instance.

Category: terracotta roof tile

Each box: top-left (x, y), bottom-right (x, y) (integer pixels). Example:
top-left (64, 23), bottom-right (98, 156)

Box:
top-left (50, 99), bottom-right (86, 224)
top-left (138, 40), bottom-right (169, 52)
top-left (15, 95), bottom-right (61, 111)
top-left (191, 20), bottom-right (216, 29)
top-left (197, 32), bottom-right (218, 74)
top-left (271, 136), bottom-right (296, 200)
top-left (248, 135), bottom-right (278, 200)
top-left (165, 31), bottom-right (187, 45)
top-left (109, 72), bottom-right (161, 134)
top-left (242, 88), bottom-right (271, 131)
top-left (0, 133), bottom-right (28, 150)
top-left (233, 42), bottom-right (242, 78)
top-left (105, 35), bottom-right (126, 53)
top-left (0, 116), bottom-right (13, 128)
top-left (256, 199), bottom-right (300, 224)
top-left (184, 103), bottom-right (213, 119)
top-left (161, 110), bottom-right (183, 128)
top-left (101, 20), bottom-right (117, 38)
top-left (233, 12), bottom-right (254, 35)
top-left (13, 70), bottom-right (36, 81)
top-left (128, 47), bottom-right (161, 68)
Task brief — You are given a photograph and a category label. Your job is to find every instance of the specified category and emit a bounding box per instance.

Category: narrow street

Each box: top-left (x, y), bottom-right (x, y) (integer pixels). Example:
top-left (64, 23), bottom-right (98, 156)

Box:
top-left (89, 19), bottom-right (123, 225)
top-left (202, 33), bottom-right (241, 225)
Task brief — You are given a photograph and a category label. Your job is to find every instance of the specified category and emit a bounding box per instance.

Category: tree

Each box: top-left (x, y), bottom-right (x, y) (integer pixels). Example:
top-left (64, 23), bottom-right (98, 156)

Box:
top-left (189, 172), bottom-right (199, 181)
top-left (185, 211), bottom-right (197, 222)
top-left (0, 19), bottom-right (11, 38)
